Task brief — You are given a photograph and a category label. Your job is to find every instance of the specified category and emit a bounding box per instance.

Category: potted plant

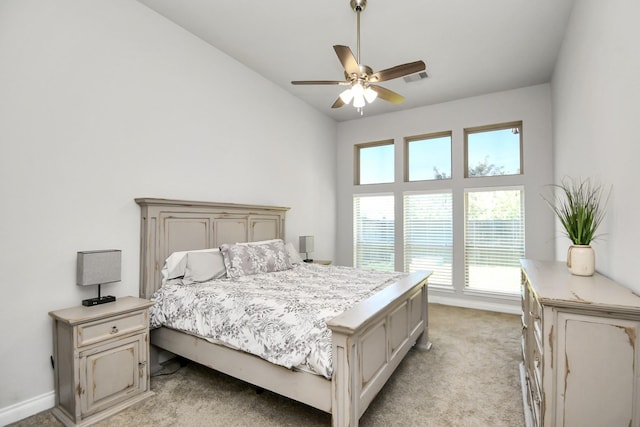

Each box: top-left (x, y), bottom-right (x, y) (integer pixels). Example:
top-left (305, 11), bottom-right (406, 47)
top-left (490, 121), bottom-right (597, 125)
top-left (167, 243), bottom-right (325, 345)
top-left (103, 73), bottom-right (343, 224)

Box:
top-left (543, 176), bottom-right (610, 276)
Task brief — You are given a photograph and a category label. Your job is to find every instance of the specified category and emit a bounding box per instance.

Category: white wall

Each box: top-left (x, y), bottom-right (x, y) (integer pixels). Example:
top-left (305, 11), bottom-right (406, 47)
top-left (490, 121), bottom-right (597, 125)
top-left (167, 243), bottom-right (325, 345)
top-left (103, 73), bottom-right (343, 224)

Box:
top-left (336, 85), bottom-right (555, 310)
top-left (552, 0), bottom-right (640, 293)
top-left (0, 0), bottom-right (336, 420)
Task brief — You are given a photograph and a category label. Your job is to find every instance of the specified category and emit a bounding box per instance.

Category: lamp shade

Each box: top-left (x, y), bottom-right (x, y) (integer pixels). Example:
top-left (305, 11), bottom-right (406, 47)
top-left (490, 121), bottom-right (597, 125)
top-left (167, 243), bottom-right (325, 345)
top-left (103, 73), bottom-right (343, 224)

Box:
top-left (77, 250), bottom-right (121, 286)
top-left (299, 236), bottom-right (314, 254)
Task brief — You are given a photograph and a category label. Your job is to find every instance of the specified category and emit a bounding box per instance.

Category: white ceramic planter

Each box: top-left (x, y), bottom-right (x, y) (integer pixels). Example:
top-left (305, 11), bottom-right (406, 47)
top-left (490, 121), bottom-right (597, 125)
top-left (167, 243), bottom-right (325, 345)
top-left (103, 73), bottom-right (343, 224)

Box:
top-left (567, 245), bottom-right (595, 276)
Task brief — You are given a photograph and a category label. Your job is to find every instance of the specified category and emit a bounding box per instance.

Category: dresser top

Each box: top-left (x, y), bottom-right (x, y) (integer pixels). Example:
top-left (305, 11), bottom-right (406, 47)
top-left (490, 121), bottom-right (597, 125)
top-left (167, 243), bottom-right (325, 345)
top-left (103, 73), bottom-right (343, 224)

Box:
top-left (49, 296), bottom-right (153, 324)
top-left (521, 260), bottom-right (640, 313)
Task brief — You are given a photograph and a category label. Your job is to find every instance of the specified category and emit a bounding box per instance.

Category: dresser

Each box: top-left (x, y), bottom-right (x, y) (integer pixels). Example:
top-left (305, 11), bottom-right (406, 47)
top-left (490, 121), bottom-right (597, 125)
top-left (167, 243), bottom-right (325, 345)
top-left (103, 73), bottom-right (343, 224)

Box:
top-left (49, 296), bottom-right (154, 426)
top-left (520, 260), bottom-right (640, 427)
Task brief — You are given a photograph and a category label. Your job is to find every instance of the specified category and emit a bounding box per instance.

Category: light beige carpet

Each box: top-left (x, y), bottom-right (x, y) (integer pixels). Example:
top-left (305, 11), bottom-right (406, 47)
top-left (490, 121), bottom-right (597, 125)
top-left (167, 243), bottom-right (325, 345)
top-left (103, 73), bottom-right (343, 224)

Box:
top-left (11, 304), bottom-right (524, 426)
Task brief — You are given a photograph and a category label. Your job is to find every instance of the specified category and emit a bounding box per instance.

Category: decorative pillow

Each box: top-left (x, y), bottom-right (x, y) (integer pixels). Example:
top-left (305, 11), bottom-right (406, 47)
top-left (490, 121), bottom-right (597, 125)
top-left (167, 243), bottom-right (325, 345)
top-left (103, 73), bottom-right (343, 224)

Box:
top-left (161, 248), bottom-right (221, 282)
top-left (236, 239), bottom-right (302, 264)
top-left (183, 250), bottom-right (227, 284)
top-left (220, 240), bottom-right (292, 278)
top-left (285, 242), bottom-right (304, 265)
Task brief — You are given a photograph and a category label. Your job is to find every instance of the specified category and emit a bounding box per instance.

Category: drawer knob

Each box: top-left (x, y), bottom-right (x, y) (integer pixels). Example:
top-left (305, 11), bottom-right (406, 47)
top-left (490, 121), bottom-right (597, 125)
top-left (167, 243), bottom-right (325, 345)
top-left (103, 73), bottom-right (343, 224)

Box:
top-left (111, 326), bottom-right (119, 334)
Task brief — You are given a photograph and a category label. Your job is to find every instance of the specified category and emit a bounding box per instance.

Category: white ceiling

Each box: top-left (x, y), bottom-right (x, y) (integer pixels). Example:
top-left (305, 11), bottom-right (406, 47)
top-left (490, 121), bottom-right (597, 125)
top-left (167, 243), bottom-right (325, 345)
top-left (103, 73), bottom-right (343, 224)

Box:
top-left (137, 0), bottom-right (575, 122)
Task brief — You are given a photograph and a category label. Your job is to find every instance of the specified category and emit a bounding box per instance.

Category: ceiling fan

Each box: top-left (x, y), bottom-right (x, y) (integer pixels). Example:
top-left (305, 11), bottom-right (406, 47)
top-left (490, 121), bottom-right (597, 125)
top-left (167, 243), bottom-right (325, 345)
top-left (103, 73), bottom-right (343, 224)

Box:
top-left (291, 0), bottom-right (426, 114)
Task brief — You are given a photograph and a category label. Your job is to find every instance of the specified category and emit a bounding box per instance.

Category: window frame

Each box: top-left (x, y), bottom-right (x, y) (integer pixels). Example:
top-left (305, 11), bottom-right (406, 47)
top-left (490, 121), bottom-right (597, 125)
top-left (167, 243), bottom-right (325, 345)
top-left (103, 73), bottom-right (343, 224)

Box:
top-left (463, 185), bottom-right (525, 295)
top-left (353, 193), bottom-right (396, 271)
top-left (354, 139), bottom-right (395, 185)
top-left (464, 121), bottom-right (523, 178)
top-left (403, 190), bottom-right (453, 287)
top-left (404, 131), bottom-right (453, 182)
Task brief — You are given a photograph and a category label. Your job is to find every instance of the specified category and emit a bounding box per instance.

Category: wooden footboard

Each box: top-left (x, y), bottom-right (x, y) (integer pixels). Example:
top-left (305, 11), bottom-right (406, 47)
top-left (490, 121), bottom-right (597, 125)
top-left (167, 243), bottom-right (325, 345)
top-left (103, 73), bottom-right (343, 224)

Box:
top-left (328, 271), bottom-right (431, 427)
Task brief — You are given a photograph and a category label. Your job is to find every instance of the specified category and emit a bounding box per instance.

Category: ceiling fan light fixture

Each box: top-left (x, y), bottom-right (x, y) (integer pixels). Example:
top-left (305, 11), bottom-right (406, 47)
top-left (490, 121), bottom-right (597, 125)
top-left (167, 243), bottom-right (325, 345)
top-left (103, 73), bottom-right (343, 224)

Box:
top-left (353, 94), bottom-right (366, 108)
top-left (364, 86), bottom-right (378, 103)
top-left (351, 82), bottom-right (365, 97)
top-left (339, 88), bottom-right (354, 104)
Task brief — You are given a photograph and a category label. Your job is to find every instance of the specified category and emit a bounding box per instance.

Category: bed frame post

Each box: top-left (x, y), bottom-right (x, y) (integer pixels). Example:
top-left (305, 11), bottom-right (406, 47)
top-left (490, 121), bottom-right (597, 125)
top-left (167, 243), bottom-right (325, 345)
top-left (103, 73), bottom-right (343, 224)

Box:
top-left (331, 333), bottom-right (359, 427)
top-left (415, 284), bottom-right (432, 352)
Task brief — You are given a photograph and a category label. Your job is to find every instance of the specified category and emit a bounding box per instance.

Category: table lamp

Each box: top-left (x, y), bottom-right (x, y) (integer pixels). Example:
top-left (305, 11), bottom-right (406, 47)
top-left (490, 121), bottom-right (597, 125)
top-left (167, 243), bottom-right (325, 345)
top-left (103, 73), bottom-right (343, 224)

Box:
top-left (77, 249), bottom-right (121, 306)
top-left (299, 236), bottom-right (314, 263)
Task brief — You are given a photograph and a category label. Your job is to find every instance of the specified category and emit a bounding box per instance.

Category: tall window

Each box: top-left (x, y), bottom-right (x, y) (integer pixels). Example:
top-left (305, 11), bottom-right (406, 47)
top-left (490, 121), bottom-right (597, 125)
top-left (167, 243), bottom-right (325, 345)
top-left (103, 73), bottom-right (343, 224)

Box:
top-left (404, 192), bottom-right (453, 286)
top-left (405, 132), bottom-right (452, 181)
top-left (465, 122), bottom-right (523, 177)
top-left (464, 188), bottom-right (525, 293)
top-left (355, 140), bottom-right (394, 185)
top-left (354, 195), bottom-right (395, 271)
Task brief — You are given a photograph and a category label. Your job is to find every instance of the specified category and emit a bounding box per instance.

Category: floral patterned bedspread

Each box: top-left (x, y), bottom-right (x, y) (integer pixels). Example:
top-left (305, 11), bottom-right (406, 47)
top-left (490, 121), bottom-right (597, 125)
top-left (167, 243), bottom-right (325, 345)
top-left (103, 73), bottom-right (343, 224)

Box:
top-left (149, 263), bottom-right (405, 378)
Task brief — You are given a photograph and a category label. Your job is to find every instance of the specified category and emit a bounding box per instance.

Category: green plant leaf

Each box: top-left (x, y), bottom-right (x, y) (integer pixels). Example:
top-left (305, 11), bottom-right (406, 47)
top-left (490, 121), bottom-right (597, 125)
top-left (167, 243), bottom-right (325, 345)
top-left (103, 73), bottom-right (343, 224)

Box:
top-left (541, 177), bottom-right (610, 245)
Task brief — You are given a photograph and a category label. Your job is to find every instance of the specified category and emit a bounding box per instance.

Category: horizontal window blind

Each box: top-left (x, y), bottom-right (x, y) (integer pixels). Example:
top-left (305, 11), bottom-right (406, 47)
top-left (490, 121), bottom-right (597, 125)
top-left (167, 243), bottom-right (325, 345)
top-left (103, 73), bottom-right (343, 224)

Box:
top-left (464, 189), bottom-right (524, 293)
top-left (404, 192), bottom-right (453, 286)
top-left (354, 195), bottom-right (395, 271)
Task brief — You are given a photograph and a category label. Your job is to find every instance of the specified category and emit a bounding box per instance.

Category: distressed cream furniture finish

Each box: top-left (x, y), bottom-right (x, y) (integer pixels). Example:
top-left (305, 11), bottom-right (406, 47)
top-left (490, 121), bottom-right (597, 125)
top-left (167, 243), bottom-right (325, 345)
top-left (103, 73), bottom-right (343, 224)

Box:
top-left (49, 296), bottom-right (154, 427)
top-left (520, 260), bottom-right (640, 427)
top-left (136, 198), bottom-right (431, 427)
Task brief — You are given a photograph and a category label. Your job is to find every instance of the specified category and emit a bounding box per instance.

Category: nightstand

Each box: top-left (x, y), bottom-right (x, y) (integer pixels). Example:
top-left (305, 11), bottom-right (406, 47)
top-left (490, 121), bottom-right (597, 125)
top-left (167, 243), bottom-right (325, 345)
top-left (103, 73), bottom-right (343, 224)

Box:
top-left (312, 260), bottom-right (332, 265)
top-left (49, 296), bottom-right (154, 426)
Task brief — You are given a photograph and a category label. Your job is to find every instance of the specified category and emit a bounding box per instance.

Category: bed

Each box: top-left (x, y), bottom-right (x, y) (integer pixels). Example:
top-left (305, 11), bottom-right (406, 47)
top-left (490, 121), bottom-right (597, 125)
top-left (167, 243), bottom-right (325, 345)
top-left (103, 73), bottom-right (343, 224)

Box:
top-left (136, 198), bottom-right (431, 427)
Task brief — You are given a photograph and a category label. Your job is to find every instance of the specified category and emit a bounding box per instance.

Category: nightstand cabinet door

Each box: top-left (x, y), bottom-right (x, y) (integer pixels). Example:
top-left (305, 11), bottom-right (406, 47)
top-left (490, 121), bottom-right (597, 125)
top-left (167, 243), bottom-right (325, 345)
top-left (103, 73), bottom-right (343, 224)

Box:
top-left (80, 333), bottom-right (147, 417)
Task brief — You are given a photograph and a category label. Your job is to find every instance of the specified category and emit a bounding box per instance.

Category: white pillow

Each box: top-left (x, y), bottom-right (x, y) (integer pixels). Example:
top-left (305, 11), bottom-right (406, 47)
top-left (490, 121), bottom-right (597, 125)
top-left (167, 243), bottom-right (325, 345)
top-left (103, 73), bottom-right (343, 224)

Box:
top-left (285, 242), bottom-right (304, 264)
top-left (183, 251), bottom-right (227, 284)
top-left (161, 248), bottom-right (221, 281)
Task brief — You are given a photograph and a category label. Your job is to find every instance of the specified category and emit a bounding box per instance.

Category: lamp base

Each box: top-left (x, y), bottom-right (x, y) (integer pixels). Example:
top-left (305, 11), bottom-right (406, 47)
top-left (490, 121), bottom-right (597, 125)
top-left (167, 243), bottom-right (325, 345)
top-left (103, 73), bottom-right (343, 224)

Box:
top-left (303, 259), bottom-right (313, 263)
top-left (82, 295), bottom-right (116, 307)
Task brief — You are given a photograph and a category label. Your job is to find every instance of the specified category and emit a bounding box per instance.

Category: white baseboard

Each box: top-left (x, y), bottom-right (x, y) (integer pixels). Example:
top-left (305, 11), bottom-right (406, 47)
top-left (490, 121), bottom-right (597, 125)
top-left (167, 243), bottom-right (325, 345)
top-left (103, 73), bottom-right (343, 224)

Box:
top-left (0, 390), bottom-right (54, 426)
top-left (429, 295), bottom-right (521, 315)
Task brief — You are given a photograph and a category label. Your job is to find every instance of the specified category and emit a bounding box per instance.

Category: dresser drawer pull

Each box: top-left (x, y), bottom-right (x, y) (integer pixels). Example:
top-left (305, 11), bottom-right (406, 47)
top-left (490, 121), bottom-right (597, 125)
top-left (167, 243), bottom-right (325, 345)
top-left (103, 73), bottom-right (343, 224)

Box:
top-left (111, 326), bottom-right (119, 334)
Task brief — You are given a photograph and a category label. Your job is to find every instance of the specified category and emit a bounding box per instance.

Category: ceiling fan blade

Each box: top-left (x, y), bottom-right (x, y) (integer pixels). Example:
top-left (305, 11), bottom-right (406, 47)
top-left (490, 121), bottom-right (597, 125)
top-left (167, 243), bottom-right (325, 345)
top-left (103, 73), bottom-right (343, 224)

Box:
top-left (370, 60), bottom-right (426, 83)
top-left (370, 85), bottom-right (405, 104)
top-left (291, 80), bottom-right (350, 85)
top-left (331, 97), bottom-right (346, 109)
top-left (333, 45), bottom-right (360, 76)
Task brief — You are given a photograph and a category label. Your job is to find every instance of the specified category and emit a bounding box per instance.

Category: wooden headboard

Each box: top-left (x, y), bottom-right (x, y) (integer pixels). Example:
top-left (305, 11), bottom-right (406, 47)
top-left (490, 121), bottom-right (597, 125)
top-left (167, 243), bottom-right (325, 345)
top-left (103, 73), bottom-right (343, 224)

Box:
top-left (135, 198), bottom-right (290, 299)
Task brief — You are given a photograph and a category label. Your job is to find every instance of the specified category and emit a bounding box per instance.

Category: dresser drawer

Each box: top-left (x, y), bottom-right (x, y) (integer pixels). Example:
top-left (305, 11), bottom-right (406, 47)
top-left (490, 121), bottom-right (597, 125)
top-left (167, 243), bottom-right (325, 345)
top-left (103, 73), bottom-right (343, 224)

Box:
top-left (77, 310), bottom-right (147, 347)
top-left (527, 288), bottom-right (543, 348)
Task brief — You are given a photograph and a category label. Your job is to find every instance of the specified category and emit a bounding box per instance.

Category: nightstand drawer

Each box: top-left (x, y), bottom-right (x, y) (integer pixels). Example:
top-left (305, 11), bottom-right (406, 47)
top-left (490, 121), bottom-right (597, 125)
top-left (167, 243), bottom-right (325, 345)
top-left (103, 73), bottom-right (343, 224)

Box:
top-left (77, 310), bottom-right (147, 347)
